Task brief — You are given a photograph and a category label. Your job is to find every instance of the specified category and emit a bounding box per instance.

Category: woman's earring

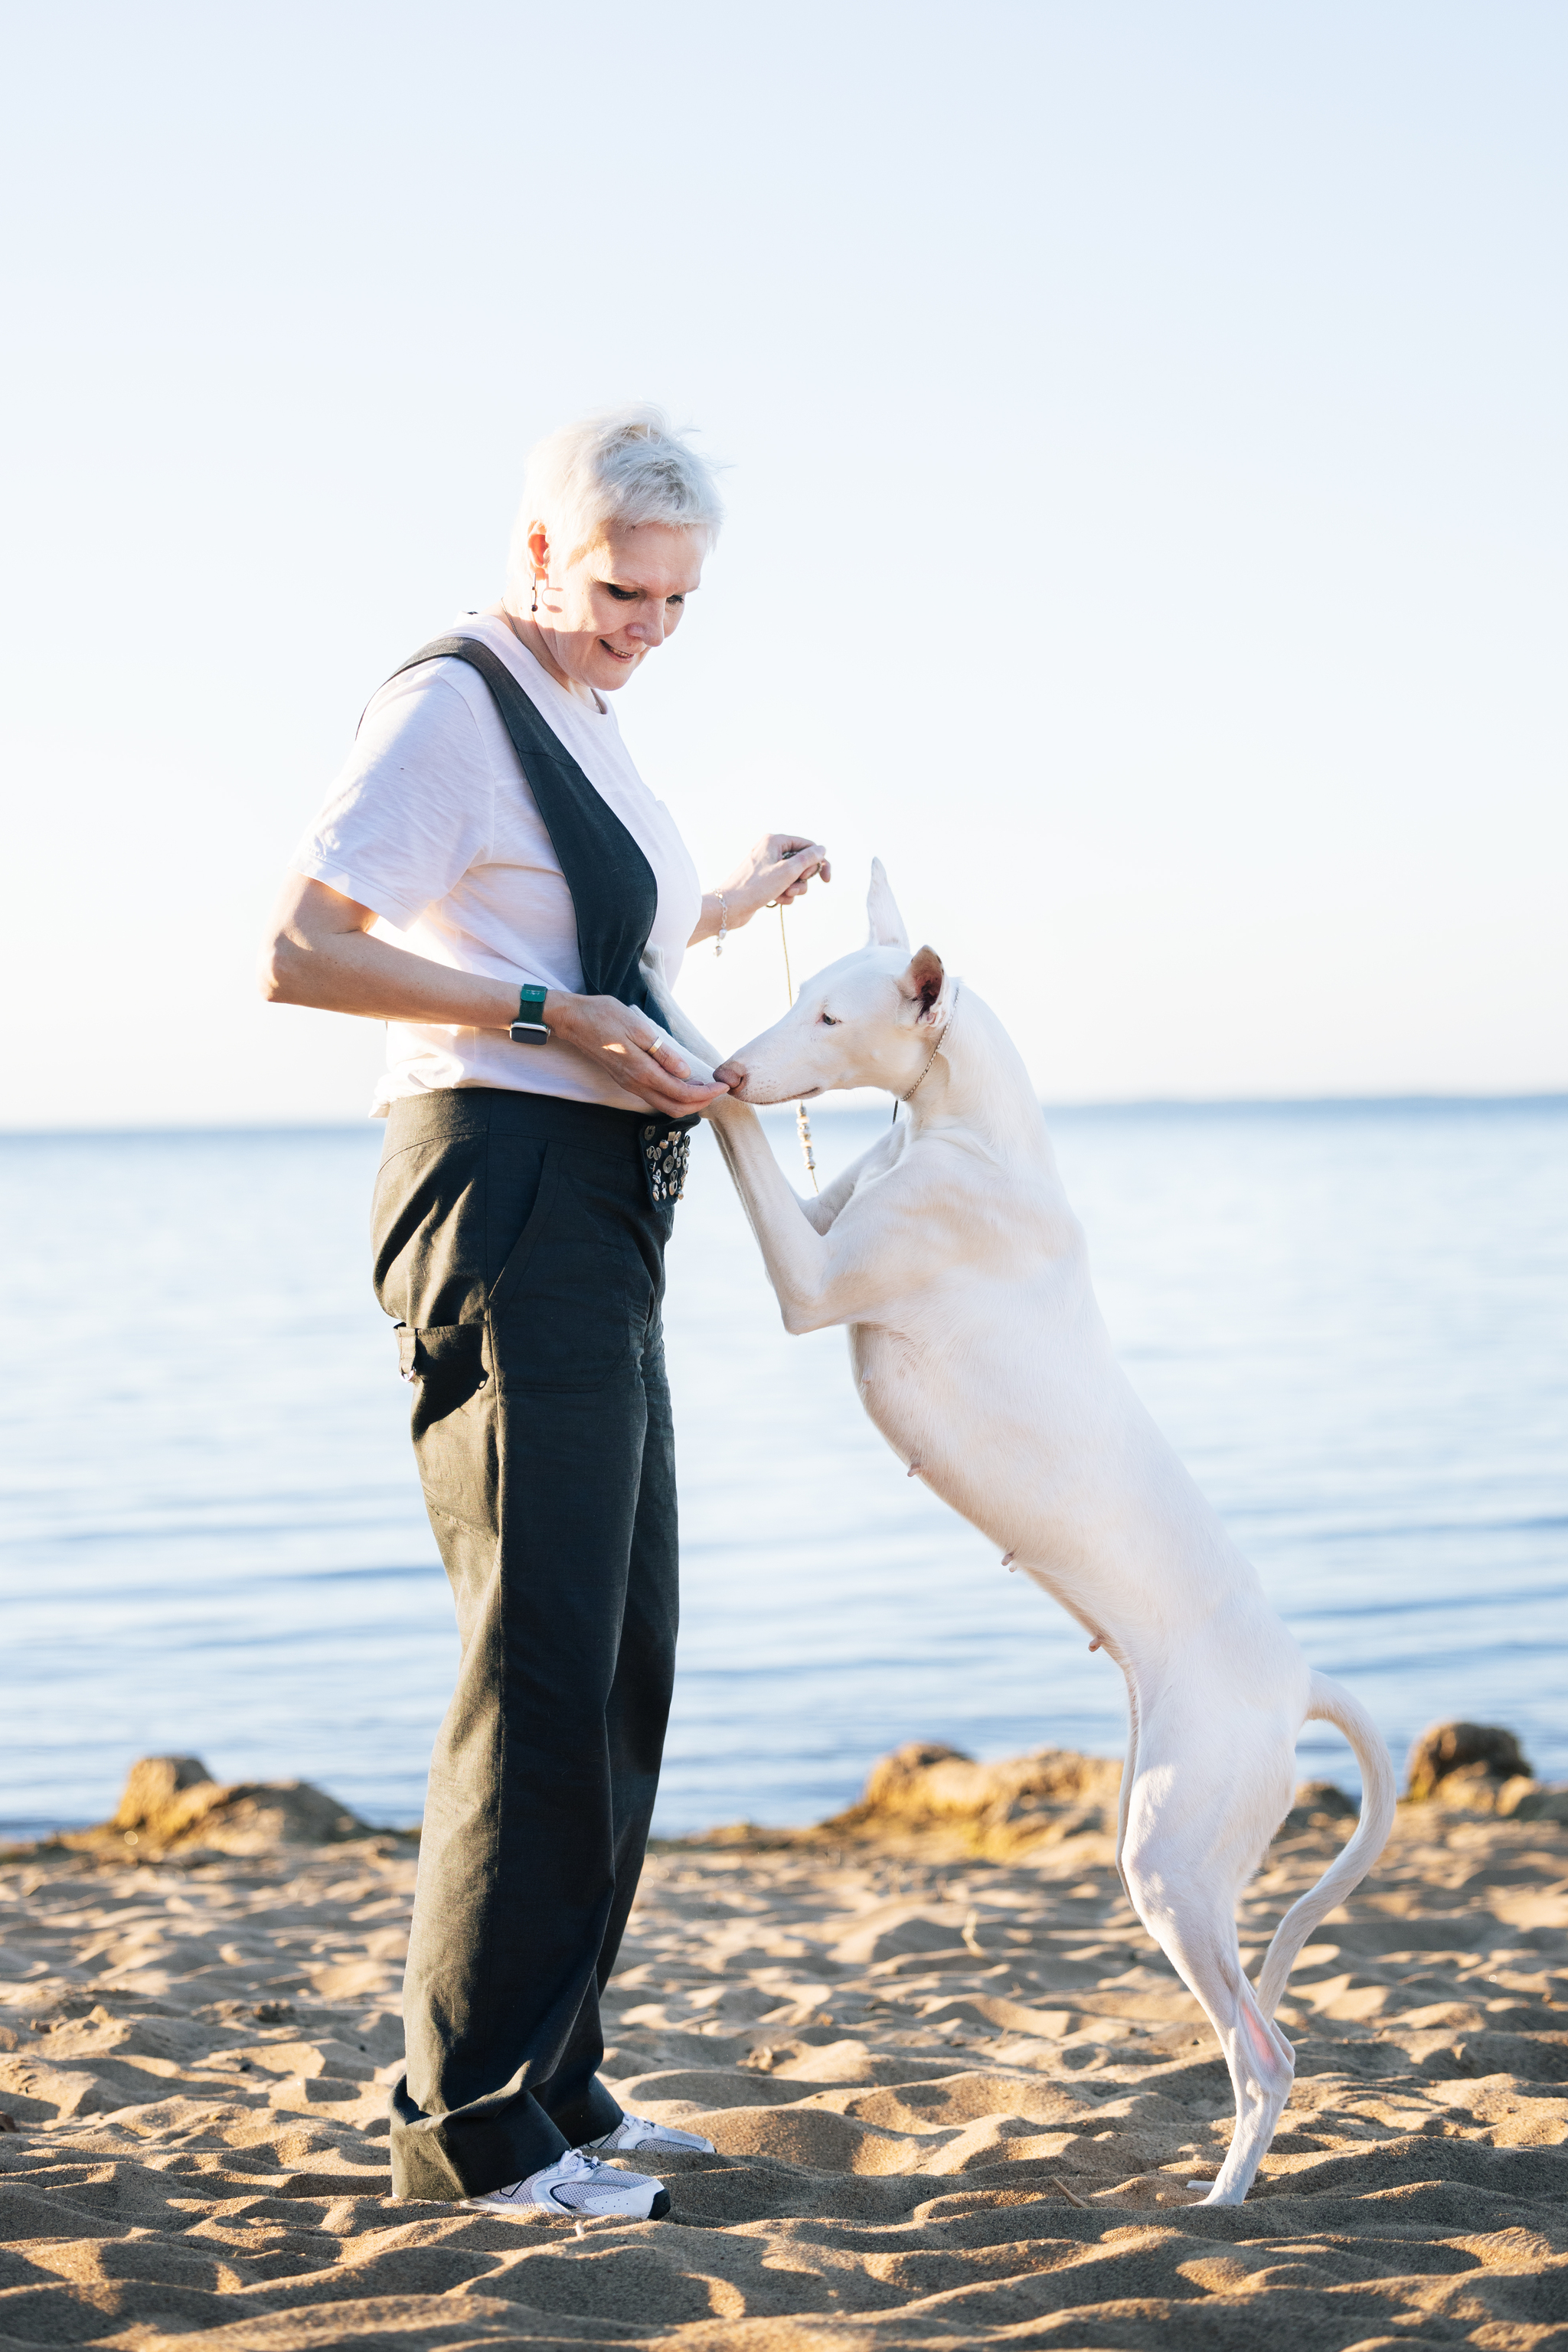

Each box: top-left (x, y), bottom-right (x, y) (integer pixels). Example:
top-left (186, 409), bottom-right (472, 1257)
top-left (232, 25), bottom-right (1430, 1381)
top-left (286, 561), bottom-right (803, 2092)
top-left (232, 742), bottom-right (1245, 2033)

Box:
top-left (531, 573), bottom-right (540, 616)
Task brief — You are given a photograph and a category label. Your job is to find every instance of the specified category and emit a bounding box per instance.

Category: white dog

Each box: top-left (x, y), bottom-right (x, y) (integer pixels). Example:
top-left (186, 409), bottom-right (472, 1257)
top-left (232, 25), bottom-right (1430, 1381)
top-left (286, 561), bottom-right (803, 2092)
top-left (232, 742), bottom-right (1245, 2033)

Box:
top-left (663, 864), bottom-right (1396, 2207)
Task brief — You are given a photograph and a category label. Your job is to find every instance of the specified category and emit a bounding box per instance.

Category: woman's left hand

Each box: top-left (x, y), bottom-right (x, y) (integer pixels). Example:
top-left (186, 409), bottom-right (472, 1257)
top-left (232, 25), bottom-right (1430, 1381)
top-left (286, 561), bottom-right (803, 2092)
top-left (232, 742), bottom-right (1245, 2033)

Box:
top-left (694, 834), bottom-right (831, 944)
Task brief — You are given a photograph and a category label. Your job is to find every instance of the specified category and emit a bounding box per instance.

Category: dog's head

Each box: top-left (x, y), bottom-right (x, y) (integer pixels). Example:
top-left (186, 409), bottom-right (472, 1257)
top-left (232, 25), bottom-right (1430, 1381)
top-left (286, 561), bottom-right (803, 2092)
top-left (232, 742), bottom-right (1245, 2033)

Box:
top-left (714, 862), bottom-right (955, 1105)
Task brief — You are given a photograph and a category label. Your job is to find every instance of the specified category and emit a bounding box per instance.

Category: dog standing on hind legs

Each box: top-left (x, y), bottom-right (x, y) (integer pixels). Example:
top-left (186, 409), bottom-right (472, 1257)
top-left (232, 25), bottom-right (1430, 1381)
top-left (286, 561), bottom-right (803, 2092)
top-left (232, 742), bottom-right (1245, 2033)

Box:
top-left (657, 861), bottom-right (1396, 2205)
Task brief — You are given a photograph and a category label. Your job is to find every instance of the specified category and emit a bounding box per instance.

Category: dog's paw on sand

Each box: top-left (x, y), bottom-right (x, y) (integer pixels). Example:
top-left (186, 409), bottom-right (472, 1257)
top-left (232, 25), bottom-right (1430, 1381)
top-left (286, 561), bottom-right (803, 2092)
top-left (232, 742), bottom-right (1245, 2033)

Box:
top-left (2, 1749), bottom-right (1566, 2348)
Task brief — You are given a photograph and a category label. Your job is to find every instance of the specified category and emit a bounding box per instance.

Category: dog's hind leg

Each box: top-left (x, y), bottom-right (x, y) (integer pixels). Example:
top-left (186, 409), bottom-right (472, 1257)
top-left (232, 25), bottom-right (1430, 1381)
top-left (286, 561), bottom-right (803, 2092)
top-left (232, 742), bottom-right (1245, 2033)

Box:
top-left (1112, 1670), bottom-right (1140, 1902)
top-left (1120, 1759), bottom-right (1297, 2205)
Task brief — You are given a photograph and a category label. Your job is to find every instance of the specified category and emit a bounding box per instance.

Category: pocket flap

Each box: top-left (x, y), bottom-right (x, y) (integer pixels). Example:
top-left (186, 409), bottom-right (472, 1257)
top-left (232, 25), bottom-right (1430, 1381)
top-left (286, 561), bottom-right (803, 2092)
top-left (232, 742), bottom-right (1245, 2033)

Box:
top-left (396, 1321), bottom-right (489, 1399)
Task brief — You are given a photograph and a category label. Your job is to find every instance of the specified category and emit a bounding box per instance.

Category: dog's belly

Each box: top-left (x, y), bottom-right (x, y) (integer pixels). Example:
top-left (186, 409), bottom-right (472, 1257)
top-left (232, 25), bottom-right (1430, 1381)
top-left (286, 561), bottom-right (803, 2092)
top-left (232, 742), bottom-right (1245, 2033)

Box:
top-left (846, 1302), bottom-right (1271, 1646)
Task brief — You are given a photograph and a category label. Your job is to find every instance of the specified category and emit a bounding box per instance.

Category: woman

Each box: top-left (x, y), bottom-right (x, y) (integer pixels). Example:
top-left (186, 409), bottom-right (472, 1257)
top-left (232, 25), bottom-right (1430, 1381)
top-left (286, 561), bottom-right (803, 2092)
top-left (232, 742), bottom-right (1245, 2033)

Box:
top-left (261, 407), bottom-right (829, 2220)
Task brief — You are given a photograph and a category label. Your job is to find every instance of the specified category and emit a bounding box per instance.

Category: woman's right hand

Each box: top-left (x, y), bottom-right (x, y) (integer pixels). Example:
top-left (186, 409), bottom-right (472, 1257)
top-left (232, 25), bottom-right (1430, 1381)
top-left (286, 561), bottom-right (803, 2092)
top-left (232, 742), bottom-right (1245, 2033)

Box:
top-left (545, 992), bottom-right (729, 1117)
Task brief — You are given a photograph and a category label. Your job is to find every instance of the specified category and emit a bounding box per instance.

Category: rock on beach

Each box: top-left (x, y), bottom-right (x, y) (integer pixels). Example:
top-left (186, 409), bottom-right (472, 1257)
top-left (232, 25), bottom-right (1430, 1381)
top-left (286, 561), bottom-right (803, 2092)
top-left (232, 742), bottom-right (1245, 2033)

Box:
top-left (8, 1754), bottom-right (377, 1863)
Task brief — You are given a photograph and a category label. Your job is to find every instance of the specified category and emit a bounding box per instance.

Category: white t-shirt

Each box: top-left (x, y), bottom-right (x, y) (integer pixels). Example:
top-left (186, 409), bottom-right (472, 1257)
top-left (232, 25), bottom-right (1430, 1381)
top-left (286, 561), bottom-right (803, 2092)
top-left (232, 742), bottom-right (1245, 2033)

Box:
top-left (291, 612), bottom-right (703, 1116)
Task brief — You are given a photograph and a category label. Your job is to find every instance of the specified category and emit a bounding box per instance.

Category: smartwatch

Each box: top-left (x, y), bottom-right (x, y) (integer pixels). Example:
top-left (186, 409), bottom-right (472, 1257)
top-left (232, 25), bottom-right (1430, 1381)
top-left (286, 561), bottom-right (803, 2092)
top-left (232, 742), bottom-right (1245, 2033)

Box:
top-left (510, 984), bottom-right (550, 1044)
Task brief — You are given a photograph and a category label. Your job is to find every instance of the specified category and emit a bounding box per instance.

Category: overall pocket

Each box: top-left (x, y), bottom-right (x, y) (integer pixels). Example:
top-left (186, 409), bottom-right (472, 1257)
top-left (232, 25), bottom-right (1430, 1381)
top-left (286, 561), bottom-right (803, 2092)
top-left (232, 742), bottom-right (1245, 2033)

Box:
top-left (488, 1145), bottom-right (645, 1394)
top-left (397, 1322), bottom-right (495, 1532)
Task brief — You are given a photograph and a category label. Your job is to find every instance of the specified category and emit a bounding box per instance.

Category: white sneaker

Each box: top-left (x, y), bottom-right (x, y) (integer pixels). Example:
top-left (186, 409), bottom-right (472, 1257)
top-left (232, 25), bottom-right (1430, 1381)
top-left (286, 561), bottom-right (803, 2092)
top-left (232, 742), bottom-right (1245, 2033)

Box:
top-left (464, 2148), bottom-right (670, 2220)
top-left (583, 2112), bottom-right (715, 2157)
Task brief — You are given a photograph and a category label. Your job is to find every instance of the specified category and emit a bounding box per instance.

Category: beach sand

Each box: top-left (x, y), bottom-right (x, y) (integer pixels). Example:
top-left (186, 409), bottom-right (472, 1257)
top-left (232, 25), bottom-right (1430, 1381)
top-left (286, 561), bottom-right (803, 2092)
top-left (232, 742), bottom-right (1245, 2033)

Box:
top-left (2, 1752), bottom-right (1565, 2350)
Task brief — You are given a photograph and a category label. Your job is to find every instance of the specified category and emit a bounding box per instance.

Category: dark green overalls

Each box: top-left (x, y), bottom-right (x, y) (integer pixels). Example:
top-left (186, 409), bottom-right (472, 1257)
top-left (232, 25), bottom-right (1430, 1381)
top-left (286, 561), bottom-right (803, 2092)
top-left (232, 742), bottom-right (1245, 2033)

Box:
top-left (370, 638), bottom-right (694, 2202)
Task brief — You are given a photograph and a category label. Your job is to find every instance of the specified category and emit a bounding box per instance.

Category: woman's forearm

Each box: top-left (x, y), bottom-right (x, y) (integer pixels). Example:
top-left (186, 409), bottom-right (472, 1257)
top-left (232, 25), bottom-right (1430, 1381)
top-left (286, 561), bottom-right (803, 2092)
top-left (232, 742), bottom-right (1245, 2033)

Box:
top-left (260, 875), bottom-right (724, 1114)
top-left (264, 923), bottom-right (520, 1027)
top-left (688, 893), bottom-right (726, 947)
top-left (260, 877), bottom-right (521, 1027)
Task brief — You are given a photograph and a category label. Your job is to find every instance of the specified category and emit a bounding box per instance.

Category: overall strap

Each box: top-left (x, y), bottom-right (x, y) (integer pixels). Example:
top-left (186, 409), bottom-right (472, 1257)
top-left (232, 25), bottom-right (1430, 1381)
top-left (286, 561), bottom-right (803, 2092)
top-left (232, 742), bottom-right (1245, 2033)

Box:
top-left (384, 635), bottom-right (660, 1018)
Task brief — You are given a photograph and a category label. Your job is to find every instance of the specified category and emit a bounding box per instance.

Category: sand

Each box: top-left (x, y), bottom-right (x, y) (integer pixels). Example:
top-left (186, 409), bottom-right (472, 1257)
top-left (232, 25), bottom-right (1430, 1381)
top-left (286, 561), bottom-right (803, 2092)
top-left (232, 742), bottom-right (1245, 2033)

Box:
top-left (2, 1755), bottom-right (1566, 2351)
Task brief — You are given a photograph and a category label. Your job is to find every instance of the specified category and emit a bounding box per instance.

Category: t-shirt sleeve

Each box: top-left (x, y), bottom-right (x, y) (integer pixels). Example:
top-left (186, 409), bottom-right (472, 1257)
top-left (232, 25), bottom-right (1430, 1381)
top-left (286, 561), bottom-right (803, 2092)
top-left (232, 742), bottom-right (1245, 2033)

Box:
top-left (289, 668), bottom-right (495, 929)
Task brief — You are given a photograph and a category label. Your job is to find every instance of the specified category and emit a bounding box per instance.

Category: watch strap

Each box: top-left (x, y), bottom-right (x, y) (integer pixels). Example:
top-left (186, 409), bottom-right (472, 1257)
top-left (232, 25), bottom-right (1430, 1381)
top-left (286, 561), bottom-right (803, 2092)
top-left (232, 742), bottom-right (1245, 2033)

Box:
top-left (510, 984), bottom-right (550, 1044)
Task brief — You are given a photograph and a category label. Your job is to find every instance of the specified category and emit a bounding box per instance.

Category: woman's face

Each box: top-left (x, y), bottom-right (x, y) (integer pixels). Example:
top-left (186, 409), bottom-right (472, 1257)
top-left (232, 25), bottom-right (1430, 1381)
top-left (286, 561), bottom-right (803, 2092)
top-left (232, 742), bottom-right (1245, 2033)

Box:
top-left (527, 520), bottom-right (706, 697)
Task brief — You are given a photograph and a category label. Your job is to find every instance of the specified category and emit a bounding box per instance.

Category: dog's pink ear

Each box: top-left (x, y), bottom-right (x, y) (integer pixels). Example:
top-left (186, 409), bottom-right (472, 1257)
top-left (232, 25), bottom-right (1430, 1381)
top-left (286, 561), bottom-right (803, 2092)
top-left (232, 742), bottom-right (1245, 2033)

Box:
top-left (900, 945), bottom-right (946, 1019)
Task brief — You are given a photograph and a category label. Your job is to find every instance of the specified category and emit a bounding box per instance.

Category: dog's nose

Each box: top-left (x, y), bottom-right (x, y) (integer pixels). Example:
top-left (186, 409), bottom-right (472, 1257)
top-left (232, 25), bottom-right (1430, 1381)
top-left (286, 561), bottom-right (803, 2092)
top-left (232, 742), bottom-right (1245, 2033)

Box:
top-left (712, 1059), bottom-right (747, 1087)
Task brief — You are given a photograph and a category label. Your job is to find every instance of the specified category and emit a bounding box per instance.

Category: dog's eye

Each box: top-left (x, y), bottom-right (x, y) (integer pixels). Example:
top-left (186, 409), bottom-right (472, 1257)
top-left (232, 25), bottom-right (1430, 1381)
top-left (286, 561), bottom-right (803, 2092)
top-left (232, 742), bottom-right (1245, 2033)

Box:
top-left (818, 1012), bottom-right (840, 1027)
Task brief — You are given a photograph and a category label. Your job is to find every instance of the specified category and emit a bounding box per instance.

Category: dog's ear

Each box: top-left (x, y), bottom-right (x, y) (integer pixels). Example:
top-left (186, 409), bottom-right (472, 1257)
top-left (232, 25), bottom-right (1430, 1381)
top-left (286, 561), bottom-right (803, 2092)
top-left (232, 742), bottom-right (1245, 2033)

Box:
top-left (899, 945), bottom-right (946, 1023)
top-left (866, 858), bottom-right (910, 950)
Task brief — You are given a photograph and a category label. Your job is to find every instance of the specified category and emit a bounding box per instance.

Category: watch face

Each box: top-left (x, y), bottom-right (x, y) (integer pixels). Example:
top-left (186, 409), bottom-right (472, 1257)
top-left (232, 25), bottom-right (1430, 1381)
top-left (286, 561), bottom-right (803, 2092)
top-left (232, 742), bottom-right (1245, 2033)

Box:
top-left (510, 1021), bottom-right (550, 1044)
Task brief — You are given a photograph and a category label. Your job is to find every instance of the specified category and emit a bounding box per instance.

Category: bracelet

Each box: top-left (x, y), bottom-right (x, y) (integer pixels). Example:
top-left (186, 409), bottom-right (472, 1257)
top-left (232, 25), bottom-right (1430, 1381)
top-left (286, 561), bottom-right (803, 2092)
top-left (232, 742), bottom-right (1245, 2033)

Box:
top-left (714, 893), bottom-right (727, 958)
top-left (509, 983), bottom-right (550, 1045)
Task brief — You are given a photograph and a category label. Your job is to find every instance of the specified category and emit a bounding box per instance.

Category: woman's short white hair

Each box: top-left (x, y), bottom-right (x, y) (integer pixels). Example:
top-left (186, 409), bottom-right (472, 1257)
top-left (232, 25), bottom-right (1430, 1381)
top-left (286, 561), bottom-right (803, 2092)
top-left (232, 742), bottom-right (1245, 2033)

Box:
top-left (507, 405), bottom-right (725, 597)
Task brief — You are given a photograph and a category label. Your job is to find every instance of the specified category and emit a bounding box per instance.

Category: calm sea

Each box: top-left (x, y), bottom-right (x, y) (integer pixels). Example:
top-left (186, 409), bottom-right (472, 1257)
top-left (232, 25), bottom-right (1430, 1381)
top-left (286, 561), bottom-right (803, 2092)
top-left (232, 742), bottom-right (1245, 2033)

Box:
top-left (2, 1101), bottom-right (1564, 1840)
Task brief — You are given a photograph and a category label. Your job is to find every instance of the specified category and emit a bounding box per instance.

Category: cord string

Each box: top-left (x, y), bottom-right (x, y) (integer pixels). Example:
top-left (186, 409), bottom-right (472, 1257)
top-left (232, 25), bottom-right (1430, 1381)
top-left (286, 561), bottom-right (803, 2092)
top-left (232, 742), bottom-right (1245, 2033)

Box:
top-left (776, 901), bottom-right (818, 1192)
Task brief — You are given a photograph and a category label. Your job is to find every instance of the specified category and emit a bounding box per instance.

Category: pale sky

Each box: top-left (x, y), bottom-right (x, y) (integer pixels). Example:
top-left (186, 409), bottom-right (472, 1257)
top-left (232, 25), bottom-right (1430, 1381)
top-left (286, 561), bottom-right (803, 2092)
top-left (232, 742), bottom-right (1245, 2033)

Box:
top-left (5, 1), bottom-right (1563, 1127)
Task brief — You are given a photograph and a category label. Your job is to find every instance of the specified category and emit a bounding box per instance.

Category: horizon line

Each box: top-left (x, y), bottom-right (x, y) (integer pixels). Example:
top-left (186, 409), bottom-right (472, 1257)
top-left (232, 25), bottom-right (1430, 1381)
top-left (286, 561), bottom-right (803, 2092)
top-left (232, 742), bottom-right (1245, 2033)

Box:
top-left (2, 1089), bottom-right (1566, 1142)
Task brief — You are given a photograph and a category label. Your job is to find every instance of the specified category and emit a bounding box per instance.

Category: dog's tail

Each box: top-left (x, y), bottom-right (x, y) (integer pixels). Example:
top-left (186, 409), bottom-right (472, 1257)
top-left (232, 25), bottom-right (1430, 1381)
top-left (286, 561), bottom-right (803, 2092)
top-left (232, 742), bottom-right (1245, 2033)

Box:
top-left (1254, 1672), bottom-right (1399, 2020)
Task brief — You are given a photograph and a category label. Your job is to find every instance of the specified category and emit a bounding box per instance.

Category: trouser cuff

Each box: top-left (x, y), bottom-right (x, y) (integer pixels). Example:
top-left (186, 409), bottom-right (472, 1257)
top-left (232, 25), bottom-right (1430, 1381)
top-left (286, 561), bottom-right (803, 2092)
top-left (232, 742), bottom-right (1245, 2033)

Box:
top-left (545, 2073), bottom-right (625, 2148)
top-left (387, 2075), bottom-right (570, 2201)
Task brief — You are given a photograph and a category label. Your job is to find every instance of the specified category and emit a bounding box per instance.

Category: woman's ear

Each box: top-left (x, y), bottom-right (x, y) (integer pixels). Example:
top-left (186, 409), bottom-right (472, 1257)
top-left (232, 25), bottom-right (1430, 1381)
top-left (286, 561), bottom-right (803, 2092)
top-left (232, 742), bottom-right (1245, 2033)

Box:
top-left (900, 945), bottom-right (946, 1021)
top-left (866, 858), bottom-right (910, 949)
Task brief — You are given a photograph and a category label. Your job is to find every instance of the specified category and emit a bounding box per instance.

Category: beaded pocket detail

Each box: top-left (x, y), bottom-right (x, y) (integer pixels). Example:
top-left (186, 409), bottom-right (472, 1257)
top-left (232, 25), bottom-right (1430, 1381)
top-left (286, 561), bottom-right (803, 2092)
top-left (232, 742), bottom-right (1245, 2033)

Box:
top-left (642, 1119), bottom-right (694, 1207)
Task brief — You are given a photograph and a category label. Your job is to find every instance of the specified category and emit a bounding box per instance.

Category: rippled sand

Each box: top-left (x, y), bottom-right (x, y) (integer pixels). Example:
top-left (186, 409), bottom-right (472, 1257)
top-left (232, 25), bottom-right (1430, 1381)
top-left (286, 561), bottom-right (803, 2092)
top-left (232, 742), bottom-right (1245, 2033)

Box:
top-left (2, 1795), bottom-right (1566, 2349)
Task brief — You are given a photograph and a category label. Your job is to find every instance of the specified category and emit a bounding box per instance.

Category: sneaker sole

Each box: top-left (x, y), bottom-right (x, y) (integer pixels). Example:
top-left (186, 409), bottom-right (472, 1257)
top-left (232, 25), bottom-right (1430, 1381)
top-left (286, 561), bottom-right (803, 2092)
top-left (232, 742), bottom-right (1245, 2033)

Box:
top-left (462, 2190), bottom-right (671, 2221)
top-left (547, 2187), bottom-right (671, 2222)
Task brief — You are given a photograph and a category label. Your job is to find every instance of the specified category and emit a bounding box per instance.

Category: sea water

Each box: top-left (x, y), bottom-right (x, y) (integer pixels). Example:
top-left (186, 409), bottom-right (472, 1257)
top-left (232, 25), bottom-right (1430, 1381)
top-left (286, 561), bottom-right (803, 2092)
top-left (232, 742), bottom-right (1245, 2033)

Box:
top-left (1, 1101), bottom-right (1563, 1838)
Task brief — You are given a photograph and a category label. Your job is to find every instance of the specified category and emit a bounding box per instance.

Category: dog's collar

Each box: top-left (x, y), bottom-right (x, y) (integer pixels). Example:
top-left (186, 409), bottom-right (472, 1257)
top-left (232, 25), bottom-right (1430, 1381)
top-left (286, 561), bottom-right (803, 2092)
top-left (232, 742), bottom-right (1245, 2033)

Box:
top-left (902, 984), bottom-right (959, 1105)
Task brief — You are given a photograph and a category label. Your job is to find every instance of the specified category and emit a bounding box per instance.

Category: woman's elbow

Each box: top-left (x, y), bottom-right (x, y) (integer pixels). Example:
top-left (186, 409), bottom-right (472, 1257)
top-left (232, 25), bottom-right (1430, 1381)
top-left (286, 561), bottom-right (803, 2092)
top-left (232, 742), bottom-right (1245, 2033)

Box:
top-left (257, 930), bottom-right (305, 1004)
